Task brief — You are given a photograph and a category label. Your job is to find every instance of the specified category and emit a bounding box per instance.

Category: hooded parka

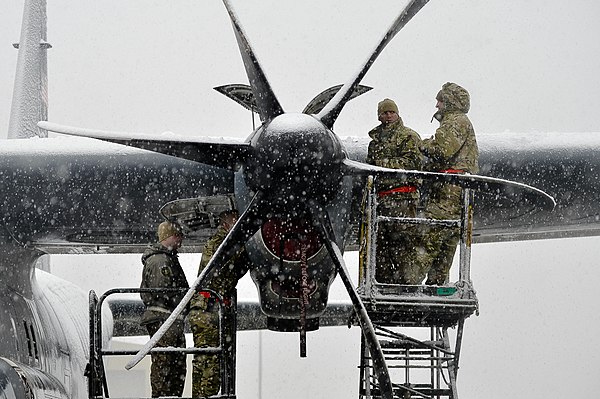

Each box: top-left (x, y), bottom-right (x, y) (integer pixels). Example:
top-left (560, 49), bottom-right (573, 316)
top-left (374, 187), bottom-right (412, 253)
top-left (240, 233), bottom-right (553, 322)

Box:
top-left (420, 82), bottom-right (479, 285)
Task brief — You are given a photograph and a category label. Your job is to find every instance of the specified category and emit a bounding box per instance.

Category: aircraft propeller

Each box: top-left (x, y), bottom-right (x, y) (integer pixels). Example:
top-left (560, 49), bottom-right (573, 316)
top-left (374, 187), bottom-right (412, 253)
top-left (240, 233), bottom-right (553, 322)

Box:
top-left (38, 1), bottom-right (555, 398)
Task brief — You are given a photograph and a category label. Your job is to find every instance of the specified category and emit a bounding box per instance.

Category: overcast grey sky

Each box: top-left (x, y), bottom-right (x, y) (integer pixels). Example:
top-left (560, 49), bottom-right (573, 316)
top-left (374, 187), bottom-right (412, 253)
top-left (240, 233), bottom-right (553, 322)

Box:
top-left (3, 0), bottom-right (600, 398)
top-left (2, 0), bottom-right (600, 138)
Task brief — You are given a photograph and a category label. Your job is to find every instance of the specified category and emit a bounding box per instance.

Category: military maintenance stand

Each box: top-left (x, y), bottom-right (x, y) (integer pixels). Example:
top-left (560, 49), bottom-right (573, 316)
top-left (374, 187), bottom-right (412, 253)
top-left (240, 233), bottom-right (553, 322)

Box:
top-left (356, 176), bottom-right (479, 399)
top-left (86, 196), bottom-right (240, 399)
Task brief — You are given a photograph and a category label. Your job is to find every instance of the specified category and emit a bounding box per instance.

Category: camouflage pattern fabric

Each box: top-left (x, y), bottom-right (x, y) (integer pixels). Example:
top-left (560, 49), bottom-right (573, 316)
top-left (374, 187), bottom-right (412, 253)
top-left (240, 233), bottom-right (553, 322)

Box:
top-left (139, 243), bottom-right (189, 397)
top-left (420, 82), bottom-right (479, 285)
top-left (366, 117), bottom-right (424, 284)
top-left (376, 199), bottom-right (428, 284)
top-left (139, 243), bottom-right (189, 326)
top-left (420, 183), bottom-right (462, 285)
top-left (189, 307), bottom-right (221, 397)
top-left (145, 319), bottom-right (186, 398)
top-left (189, 226), bottom-right (249, 397)
top-left (421, 83), bottom-right (478, 174)
top-left (366, 117), bottom-right (422, 197)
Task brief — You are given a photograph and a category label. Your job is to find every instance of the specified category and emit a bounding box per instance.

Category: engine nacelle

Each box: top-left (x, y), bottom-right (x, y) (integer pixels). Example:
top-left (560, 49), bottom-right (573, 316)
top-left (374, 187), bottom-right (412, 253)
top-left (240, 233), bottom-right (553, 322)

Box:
top-left (245, 217), bottom-right (337, 332)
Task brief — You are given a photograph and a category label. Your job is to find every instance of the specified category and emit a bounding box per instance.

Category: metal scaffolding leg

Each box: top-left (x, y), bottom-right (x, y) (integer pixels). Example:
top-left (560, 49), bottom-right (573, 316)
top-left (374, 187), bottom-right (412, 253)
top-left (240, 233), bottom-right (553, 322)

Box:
top-left (359, 322), bottom-right (465, 399)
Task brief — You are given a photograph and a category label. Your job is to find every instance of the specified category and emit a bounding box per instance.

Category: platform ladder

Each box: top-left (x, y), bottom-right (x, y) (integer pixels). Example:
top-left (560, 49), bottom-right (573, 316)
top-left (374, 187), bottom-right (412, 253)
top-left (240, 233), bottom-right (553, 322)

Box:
top-left (87, 288), bottom-right (237, 399)
top-left (357, 176), bottom-right (479, 399)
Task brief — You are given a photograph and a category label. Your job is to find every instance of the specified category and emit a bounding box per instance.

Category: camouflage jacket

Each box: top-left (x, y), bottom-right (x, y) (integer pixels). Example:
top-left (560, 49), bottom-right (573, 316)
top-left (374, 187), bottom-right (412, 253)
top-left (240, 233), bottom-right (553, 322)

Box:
top-left (422, 83), bottom-right (479, 174)
top-left (366, 117), bottom-right (423, 197)
top-left (140, 243), bottom-right (190, 325)
top-left (190, 226), bottom-right (249, 311)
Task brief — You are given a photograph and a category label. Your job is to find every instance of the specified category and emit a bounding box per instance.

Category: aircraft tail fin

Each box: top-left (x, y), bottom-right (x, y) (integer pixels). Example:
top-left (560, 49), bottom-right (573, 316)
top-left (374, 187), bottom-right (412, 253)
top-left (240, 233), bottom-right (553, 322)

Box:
top-left (8, 0), bottom-right (51, 138)
top-left (316, 0), bottom-right (431, 129)
top-left (222, 0), bottom-right (284, 123)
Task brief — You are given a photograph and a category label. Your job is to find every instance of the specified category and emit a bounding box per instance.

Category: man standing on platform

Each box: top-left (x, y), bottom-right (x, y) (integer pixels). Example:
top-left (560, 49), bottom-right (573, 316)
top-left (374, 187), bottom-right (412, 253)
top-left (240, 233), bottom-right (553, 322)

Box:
top-left (188, 209), bottom-right (249, 398)
top-left (420, 82), bottom-right (479, 285)
top-left (139, 221), bottom-right (189, 397)
top-left (366, 98), bottom-right (425, 285)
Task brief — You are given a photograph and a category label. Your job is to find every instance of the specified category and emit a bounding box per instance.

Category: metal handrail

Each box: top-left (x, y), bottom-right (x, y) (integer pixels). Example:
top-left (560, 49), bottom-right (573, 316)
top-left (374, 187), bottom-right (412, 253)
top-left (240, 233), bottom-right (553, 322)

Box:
top-left (89, 287), bottom-right (235, 398)
top-left (359, 175), bottom-right (475, 293)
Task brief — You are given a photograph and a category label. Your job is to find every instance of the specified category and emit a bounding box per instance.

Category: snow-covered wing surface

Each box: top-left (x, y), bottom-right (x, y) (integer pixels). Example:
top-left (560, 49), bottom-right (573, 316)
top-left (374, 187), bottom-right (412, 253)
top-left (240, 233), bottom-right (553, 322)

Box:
top-left (341, 132), bottom-right (600, 244)
top-left (39, 121), bottom-right (251, 170)
top-left (0, 136), bottom-right (234, 252)
top-left (342, 158), bottom-right (556, 212)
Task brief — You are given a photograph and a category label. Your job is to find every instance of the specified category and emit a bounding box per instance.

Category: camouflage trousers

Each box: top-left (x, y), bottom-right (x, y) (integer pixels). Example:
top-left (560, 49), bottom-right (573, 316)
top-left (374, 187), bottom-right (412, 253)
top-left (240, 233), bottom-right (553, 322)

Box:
top-left (189, 305), bottom-right (222, 398)
top-left (421, 183), bottom-right (462, 285)
top-left (376, 197), bottom-right (427, 285)
top-left (145, 319), bottom-right (186, 398)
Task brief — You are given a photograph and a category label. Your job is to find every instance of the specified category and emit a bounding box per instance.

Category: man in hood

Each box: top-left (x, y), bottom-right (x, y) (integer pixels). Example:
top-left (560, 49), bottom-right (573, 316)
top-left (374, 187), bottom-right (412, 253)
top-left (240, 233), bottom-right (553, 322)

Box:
top-left (420, 82), bottom-right (479, 285)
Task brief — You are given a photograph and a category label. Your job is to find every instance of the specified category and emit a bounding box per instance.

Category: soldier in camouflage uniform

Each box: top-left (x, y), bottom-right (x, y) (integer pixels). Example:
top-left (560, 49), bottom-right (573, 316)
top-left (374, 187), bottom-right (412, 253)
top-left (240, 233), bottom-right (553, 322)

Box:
top-left (140, 221), bottom-right (189, 397)
top-left (188, 210), bottom-right (249, 398)
top-left (420, 82), bottom-right (479, 285)
top-left (366, 98), bottom-right (425, 284)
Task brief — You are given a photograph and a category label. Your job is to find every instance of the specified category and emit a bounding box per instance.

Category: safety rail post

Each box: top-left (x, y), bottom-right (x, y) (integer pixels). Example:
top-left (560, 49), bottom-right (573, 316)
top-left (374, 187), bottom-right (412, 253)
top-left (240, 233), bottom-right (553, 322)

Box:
top-left (358, 175), bottom-right (377, 294)
top-left (458, 188), bottom-right (474, 284)
top-left (87, 290), bottom-right (98, 399)
top-left (222, 290), bottom-right (238, 397)
top-left (368, 176), bottom-right (378, 294)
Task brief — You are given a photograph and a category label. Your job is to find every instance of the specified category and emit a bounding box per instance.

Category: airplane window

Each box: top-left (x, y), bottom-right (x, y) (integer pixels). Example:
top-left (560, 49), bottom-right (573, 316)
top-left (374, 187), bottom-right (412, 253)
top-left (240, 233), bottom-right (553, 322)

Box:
top-left (23, 320), bottom-right (33, 357)
top-left (29, 324), bottom-right (39, 360)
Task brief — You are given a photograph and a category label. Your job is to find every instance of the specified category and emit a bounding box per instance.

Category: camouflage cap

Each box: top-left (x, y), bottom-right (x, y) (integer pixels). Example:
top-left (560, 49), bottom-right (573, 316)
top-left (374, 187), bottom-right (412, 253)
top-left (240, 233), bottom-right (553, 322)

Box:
top-left (157, 221), bottom-right (183, 242)
top-left (377, 98), bottom-right (399, 115)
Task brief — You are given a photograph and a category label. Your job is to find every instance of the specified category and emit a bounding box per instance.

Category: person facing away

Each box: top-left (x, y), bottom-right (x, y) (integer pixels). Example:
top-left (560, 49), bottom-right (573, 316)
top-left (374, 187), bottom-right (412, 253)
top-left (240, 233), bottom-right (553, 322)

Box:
top-left (188, 209), bottom-right (250, 398)
top-left (139, 221), bottom-right (189, 398)
top-left (366, 98), bottom-right (425, 285)
top-left (420, 82), bottom-right (479, 285)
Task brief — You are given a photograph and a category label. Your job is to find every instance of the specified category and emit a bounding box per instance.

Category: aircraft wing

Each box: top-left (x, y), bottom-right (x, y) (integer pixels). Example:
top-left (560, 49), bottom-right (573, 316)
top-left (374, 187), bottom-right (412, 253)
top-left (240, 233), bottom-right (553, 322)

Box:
top-left (0, 136), bottom-right (235, 253)
top-left (108, 298), bottom-right (354, 335)
top-left (342, 132), bottom-right (600, 245)
top-left (38, 121), bottom-right (251, 171)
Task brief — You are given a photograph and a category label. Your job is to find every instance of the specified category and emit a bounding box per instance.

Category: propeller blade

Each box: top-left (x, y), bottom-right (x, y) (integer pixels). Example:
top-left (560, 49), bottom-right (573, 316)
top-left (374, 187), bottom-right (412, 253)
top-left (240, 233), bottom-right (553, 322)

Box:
top-left (342, 158), bottom-right (556, 211)
top-left (317, 0), bottom-right (431, 128)
top-left (125, 191), bottom-right (264, 370)
top-left (38, 121), bottom-right (251, 171)
top-left (308, 203), bottom-right (393, 399)
top-left (222, 0), bottom-right (284, 122)
top-left (214, 84), bottom-right (257, 112)
top-left (302, 84), bottom-right (372, 115)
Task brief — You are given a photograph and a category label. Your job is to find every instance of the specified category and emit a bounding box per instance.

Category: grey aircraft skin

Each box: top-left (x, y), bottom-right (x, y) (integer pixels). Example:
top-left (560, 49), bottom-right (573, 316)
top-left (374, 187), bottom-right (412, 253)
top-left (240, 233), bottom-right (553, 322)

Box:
top-left (1, 131), bottom-right (597, 396)
top-left (1, 133), bottom-right (597, 253)
top-left (1, 0), bottom-right (598, 399)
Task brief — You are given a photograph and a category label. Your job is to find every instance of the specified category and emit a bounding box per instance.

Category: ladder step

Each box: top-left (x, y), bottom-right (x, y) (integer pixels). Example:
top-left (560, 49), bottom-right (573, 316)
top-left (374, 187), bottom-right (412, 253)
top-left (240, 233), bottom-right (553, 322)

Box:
top-left (379, 339), bottom-right (444, 349)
